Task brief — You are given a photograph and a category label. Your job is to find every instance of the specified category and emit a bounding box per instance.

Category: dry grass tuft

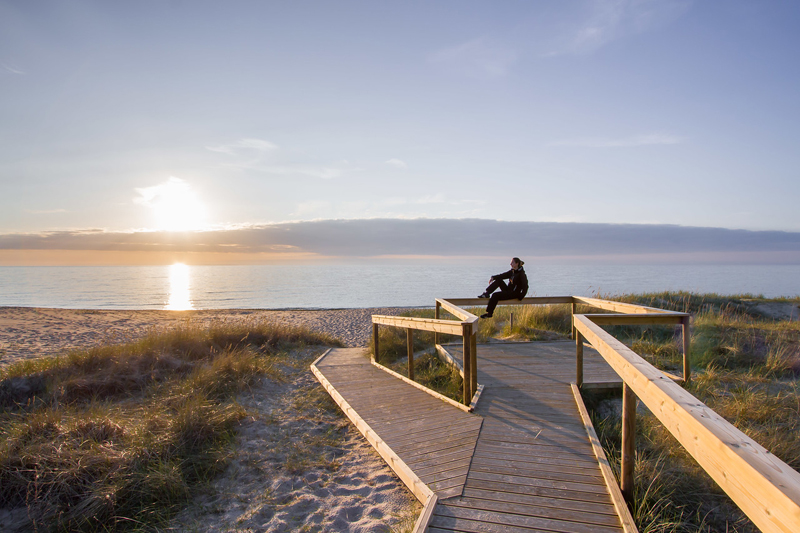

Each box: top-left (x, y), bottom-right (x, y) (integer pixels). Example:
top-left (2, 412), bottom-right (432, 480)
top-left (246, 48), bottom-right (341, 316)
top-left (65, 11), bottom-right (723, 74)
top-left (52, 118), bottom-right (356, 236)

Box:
top-left (0, 320), bottom-right (341, 532)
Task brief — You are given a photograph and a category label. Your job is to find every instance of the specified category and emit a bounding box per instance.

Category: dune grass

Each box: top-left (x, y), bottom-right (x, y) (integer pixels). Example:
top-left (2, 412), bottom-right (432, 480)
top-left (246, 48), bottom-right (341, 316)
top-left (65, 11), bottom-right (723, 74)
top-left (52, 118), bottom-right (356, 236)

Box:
top-left (0, 320), bottom-right (342, 532)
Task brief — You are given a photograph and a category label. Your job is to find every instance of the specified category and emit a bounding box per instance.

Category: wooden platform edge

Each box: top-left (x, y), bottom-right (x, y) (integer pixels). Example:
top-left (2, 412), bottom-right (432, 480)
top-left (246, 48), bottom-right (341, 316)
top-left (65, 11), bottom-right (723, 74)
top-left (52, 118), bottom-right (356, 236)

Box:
top-left (571, 382), bottom-right (638, 533)
top-left (371, 359), bottom-right (473, 413)
top-left (469, 383), bottom-right (485, 411)
top-left (310, 358), bottom-right (434, 505)
top-left (435, 344), bottom-right (464, 377)
top-left (412, 493), bottom-right (438, 533)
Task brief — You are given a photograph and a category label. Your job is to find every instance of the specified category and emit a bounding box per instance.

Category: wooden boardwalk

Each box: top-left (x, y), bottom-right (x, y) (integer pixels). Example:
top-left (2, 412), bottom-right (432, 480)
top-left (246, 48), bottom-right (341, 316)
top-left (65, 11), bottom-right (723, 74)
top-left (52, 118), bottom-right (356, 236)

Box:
top-left (312, 341), bottom-right (629, 532)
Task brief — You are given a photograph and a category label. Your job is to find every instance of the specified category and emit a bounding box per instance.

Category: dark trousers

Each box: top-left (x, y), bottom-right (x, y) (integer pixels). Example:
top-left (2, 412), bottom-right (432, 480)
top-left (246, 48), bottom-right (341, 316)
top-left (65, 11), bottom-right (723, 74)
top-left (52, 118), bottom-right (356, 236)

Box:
top-left (484, 279), bottom-right (521, 315)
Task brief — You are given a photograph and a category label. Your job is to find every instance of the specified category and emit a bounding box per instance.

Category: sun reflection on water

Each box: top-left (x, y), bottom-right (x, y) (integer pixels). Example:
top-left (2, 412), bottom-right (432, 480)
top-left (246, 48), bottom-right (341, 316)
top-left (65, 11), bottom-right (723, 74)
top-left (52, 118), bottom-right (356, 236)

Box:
top-left (166, 263), bottom-right (193, 310)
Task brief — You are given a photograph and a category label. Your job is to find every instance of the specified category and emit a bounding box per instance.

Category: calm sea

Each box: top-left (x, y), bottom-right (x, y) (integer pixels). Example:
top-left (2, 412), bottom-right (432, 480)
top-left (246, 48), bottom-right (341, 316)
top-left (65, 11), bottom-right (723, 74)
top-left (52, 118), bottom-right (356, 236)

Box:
top-left (1, 263), bottom-right (798, 310)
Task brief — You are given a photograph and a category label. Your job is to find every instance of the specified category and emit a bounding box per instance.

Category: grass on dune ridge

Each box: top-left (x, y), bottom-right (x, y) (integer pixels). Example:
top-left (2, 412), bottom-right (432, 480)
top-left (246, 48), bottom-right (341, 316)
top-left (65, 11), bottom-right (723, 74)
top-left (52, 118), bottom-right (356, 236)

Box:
top-left (0, 319), bottom-right (342, 532)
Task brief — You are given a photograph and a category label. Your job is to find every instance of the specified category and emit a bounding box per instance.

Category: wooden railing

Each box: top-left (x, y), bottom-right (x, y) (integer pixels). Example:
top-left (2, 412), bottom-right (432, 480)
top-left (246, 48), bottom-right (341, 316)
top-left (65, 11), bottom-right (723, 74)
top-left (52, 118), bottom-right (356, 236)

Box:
top-left (372, 295), bottom-right (800, 532)
top-left (372, 299), bottom-right (479, 405)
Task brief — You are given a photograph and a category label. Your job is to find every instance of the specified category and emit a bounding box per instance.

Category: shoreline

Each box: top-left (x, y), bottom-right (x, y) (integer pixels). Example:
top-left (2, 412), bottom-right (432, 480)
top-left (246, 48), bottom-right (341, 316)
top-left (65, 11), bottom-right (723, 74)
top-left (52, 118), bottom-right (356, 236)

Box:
top-left (0, 306), bottom-right (414, 370)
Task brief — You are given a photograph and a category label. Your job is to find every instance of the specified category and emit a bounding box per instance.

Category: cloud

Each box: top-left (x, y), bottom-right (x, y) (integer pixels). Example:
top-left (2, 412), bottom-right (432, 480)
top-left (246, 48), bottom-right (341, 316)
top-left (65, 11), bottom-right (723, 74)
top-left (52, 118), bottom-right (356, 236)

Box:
top-left (386, 158), bottom-right (408, 169)
top-left (546, 0), bottom-right (691, 56)
top-left (205, 138), bottom-right (278, 155)
top-left (429, 37), bottom-right (517, 78)
top-left (547, 133), bottom-right (684, 148)
top-left (25, 209), bottom-right (67, 214)
top-left (207, 137), bottom-right (351, 179)
top-left (2, 62), bottom-right (25, 75)
top-left (2, 220), bottom-right (798, 263)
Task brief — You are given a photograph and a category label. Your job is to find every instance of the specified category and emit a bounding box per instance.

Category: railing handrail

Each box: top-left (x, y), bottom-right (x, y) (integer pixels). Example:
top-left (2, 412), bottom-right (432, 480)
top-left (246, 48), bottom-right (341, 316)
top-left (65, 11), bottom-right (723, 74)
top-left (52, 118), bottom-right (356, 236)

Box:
top-left (574, 313), bottom-right (800, 533)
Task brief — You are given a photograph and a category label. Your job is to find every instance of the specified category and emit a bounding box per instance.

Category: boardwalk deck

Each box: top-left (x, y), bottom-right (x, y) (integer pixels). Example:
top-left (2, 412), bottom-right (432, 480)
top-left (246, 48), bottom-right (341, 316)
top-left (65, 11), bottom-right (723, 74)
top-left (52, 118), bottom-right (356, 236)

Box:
top-left (312, 341), bottom-right (630, 532)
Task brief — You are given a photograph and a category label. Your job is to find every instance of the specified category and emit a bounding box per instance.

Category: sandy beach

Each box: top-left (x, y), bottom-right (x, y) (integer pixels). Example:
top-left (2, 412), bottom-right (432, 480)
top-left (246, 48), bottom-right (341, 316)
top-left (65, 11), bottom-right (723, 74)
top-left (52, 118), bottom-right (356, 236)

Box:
top-left (0, 307), bottom-right (413, 369)
top-left (0, 307), bottom-right (420, 532)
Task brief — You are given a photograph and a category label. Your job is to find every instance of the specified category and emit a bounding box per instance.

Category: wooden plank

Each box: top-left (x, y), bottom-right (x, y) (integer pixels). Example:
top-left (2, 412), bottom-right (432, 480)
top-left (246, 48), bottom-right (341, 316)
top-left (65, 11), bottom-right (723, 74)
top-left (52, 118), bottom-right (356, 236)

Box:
top-left (585, 313), bottom-right (686, 325)
top-left (433, 504), bottom-right (622, 533)
top-left (465, 478), bottom-right (614, 504)
top-left (445, 496), bottom-right (623, 527)
top-left (372, 314), bottom-right (464, 335)
top-left (572, 383), bottom-right (637, 533)
top-left (468, 464), bottom-right (606, 486)
top-left (467, 470), bottom-right (610, 495)
top-left (310, 358), bottom-right (433, 505)
top-left (370, 359), bottom-right (472, 412)
top-left (462, 487), bottom-right (618, 516)
top-left (574, 296), bottom-right (678, 315)
top-left (412, 494), bottom-right (438, 533)
top-left (575, 315), bottom-right (800, 533)
top-left (436, 297), bottom-right (479, 322)
top-left (445, 296), bottom-right (574, 307)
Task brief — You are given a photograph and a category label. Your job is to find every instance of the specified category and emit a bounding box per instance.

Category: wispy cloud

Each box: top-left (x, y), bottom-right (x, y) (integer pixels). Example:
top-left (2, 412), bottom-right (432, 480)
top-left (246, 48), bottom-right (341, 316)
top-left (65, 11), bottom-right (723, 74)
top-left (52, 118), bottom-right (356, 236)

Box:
top-left (545, 0), bottom-right (691, 56)
top-left (547, 133), bottom-right (684, 148)
top-left (386, 158), bottom-right (407, 169)
top-left (429, 37), bottom-right (517, 78)
top-left (25, 208), bottom-right (67, 214)
top-left (2, 62), bottom-right (25, 75)
top-left (205, 138), bottom-right (278, 155)
top-left (207, 137), bottom-right (352, 179)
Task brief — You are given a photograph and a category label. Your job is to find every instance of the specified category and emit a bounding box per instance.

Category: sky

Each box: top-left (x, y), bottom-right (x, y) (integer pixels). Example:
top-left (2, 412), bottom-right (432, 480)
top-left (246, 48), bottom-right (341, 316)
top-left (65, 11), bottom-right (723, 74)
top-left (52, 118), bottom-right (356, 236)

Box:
top-left (2, 1), bottom-right (800, 264)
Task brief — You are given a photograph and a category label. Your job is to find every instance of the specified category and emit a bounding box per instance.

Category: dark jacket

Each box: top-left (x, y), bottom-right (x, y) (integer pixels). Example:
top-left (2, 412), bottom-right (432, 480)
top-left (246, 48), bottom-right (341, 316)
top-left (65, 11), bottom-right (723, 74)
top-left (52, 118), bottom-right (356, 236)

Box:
top-left (494, 267), bottom-right (528, 298)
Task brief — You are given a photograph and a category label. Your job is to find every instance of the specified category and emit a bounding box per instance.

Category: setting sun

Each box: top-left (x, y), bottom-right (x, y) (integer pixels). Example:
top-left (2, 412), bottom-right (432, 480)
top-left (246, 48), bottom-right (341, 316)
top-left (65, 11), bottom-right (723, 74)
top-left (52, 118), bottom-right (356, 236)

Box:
top-left (135, 177), bottom-right (207, 232)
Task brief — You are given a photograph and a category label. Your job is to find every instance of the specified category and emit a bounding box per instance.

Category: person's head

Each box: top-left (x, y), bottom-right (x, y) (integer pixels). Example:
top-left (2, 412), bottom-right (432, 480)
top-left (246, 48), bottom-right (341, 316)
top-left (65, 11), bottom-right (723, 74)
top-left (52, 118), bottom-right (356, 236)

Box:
top-left (511, 257), bottom-right (524, 269)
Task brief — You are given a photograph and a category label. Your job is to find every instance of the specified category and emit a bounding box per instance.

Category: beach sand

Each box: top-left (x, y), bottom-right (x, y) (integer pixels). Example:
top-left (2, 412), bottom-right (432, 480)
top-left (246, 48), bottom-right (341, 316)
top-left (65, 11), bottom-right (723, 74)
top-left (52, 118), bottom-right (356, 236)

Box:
top-left (0, 307), bottom-right (420, 532)
top-left (0, 307), bottom-right (412, 369)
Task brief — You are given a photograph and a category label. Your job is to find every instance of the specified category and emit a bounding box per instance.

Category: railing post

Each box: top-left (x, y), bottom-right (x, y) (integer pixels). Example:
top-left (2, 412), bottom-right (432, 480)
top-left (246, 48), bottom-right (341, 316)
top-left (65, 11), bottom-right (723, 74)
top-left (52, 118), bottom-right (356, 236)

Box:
top-left (621, 383), bottom-right (636, 502)
top-left (407, 328), bottom-right (414, 381)
top-left (681, 315), bottom-right (691, 383)
top-left (470, 329), bottom-right (478, 398)
top-left (576, 331), bottom-right (584, 388)
top-left (372, 323), bottom-right (379, 363)
top-left (571, 301), bottom-right (577, 340)
top-left (462, 323), bottom-right (472, 405)
top-left (509, 312), bottom-right (514, 330)
top-left (434, 300), bottom-right (441, 346)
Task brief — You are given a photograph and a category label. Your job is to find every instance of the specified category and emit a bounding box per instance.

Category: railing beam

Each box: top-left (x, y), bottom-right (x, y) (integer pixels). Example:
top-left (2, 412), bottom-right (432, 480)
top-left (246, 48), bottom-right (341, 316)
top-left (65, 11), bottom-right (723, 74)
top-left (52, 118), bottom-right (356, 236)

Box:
top-left (571, 301), bottom-right (577, 340)
top-left (434, 300), bottom-right (441, 346)
top-left (681, 315), bottom-right (691, 383)
top-left (407, 328), bottom-right (414, 381)
top-left (462, 324), bottom-right (472, 405)
top-left (372, 323), bottom-right (379, 364)
top-left (621, 383), bottom-right (636, 502)
top-left (576, 331), bottom-right (584, 387)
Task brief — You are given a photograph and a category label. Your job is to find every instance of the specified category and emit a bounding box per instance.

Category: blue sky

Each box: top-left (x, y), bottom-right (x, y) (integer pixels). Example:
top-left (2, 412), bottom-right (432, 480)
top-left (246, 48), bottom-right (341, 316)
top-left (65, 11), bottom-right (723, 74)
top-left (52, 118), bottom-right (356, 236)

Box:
top-left (2, 1), bottom-right (800, 254)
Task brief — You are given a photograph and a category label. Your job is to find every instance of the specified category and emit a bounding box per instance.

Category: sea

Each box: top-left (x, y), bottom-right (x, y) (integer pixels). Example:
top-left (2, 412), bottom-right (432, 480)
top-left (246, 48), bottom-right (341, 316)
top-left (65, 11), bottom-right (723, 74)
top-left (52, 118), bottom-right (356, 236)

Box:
top-left (1, 263), bottom-right (798, 311)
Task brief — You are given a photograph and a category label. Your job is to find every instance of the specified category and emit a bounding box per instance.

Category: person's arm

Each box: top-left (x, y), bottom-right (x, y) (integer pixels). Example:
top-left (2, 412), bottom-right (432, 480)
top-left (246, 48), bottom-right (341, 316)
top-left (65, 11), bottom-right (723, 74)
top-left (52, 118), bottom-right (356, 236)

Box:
top-left (492, 269), bottom-right (513, 281)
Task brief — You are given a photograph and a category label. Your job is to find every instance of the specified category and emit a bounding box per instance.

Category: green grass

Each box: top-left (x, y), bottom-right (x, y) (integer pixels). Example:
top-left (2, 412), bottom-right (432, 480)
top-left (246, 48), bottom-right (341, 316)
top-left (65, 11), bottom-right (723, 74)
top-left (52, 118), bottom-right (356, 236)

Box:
top-left (581, 292), bottom-right (800, 533)
top-left (0, 320), bottom-right (342, 532)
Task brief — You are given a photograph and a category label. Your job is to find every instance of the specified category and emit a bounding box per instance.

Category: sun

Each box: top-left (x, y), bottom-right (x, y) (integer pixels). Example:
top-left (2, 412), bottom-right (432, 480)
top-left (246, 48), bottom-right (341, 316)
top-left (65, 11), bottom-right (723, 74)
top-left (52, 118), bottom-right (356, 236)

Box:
top-left (135, 177), bottom-right (208, 232)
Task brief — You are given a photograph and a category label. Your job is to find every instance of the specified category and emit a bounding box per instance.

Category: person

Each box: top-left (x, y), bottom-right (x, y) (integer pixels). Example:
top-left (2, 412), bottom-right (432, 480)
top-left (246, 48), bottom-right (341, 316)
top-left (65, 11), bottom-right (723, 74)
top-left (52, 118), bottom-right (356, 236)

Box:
top-left (478, 257), bottom-right (528, 318)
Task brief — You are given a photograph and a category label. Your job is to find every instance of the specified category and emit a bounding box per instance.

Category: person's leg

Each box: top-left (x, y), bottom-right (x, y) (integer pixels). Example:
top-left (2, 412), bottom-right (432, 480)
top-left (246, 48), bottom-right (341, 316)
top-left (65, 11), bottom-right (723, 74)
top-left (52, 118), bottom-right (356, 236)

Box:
top-left (484, 290), bottom-right (515, 317)
top-left (480, 279), bottom-right (508, 298)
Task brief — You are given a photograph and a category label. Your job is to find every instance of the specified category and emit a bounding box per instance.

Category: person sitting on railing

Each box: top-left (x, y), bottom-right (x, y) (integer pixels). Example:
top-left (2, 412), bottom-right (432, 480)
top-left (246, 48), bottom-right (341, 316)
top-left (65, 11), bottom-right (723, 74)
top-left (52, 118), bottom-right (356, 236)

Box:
top-left (478, 257), bottom-right (528, 318)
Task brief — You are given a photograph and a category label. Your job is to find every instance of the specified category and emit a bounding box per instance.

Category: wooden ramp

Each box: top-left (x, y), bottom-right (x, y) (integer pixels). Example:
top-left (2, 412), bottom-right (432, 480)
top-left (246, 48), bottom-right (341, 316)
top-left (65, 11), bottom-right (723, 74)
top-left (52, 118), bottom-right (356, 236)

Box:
top-left (312, 342), bottom-right (631, 533)
top-left (312, 348), bottom-right (483, 499)
top-left (433, 341), bottom-right (625, 533)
